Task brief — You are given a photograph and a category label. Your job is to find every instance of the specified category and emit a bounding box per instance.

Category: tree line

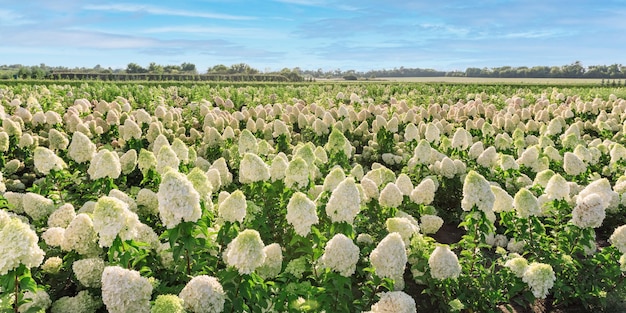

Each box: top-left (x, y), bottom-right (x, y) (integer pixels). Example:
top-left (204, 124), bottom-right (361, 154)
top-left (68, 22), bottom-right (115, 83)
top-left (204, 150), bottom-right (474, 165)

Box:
top-left (2, 61), bottom-right (626, 81)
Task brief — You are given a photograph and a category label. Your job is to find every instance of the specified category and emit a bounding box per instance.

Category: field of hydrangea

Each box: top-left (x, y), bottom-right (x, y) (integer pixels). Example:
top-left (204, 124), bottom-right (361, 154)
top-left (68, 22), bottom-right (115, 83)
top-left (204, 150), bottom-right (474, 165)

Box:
top-left (1, 81), bottom-right (626, 313)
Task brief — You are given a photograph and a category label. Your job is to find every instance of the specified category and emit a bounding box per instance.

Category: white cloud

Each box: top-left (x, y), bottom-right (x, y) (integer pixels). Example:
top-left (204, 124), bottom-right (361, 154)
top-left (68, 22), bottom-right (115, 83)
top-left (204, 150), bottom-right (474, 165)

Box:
top-left (83, 3), bottom-right (255, 20)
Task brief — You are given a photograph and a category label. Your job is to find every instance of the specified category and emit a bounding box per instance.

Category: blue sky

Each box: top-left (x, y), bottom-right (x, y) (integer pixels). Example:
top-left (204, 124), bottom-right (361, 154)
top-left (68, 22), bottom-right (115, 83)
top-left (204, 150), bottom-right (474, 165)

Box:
top-left (1, 0), bottom-right (625, 72)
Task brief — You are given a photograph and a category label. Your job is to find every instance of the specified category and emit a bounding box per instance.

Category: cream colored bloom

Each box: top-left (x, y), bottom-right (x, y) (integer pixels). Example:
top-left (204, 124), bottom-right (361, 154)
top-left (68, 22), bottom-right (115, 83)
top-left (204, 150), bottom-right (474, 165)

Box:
top-left (239, 152), bottom-right (270, 184)
top-left (326, 177), bottom-right (361, 224)
top-left (318, 233), bottom-right (360, 277)
top-left (218, 190), bottom-right (247, 223)
top-left (101, 266), bottom-right (153, 313)
top-left (461, 170), bottom-right (495, 212)
top-left (224, 229), bottom-right (266, 274)
top-left (34, 146), bottom-right (66, 175)
top-left (370, 232), bottom-right (407, 285)
top-left (428, 245), bottom-right (461, 280)
top-left (522, 262), bottom-right (555, 299)
top-left (179, 276), bottom-right (225, 313)
top-left (286, 192), bottom-right (319, 236)
top-left (88, 149), bottom-right (121, 180)
top-left (514, 188), bottom-right (540, 218)
top-left (157, 168), bottom-right (202, 229)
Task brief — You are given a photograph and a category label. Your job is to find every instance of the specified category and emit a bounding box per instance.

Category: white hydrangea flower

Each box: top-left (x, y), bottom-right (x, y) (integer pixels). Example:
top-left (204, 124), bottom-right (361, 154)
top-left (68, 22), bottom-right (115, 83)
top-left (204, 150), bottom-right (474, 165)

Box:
top-left (92, 196), bottom-right (140, 247)
top-left (157, 168), bottom-right (201, 229)
top-left (620, 254), bottom-right (626, 272)
top-left (62, 213), bottom-right (100, 256)
top-left (413, 139), bottom-right (432, 165)
top-left (34, 146), bottom-right (66, 175)
top-left (22, 192), bottom-right (55, 221)
top-left (428, 245), bottom-right (461, 280)
top-left (224, 229), bottom-right (266, 274)
top-left (610, 225), bottom-right (626, 254)
top-left (395, 174), bottom-right (414, 196)
top-left (491, 185), bottom-right (514, 213)
top-left (286, 192), bottom-right (319, 237)
top-left (318, 233), bottom-right (360, 277)
top-left (379, 183), bottom-right (404, 208)
top-left (522, 262), bottom-right (556, 299)
top-left (323, 167), bottom-right (346, 192)
top-left (386, 217), bottom-right (419, 246)
top-left (257, 243), bottom-right (283, 279)
top-left (50, 290), bottom-right (102, 313)
top-left (367, 291), bottom-right (416, 313)
top-left (461, 171), bottom-right (495, 213)
top-left (179, 275), bottom-right (225, 313)
top-left (451, 128), bottom-right (472, 151)
top-left (109, 189), bottom-right (137, 212)
top-left (576, 178), bottom-right (619, 213)
top-left (571, 194), bottom-right (605, 228)
top-left (404, 123), bottom-right (419, 142)
top-left (270, 153), bottom-right (289, 181)
top-left (513, 188), bottom-right (540, 218)
top-left (119, 149), bottom-right (137, 174)
top-left (360, 177), bottom-right (380, 202)
top-left (210, 158), bottom-right (233, 186)
top-left (73, 258), bottom-right (105, 288)
top-left (151, 134), bottom-right (170, 155)
top-left (238, 129), bottom-right (259, 155)
top-left (218, 190), bottom-right (247, 223)
top-left (151, 294), bottom-right (184, 313)
top-left (48, 203), bottom-right (76, 228)
top-left (507, 238), bottom-right (526, 254)
top-left (101, 266), bottom-right (153, 313)
top-left (171, 138), bottom-right (189, 164)
top-left (563, 152), bottom-right (586, 176)
top-left (122, 118), bottom-right (142, 141)
top-left (424, 123), bottom-right (440, 144)
top-left (0, 131), bottom-right (8, 152)
top-left (42, 256), bottom-right (63, 274)
top-left (48, 128), bottom-right (69, 151)
top-left (137, 149), bottom-right (157, 175)
top-left (239, 152), bottom-right (271, 184)
top-left (285, 157), bottom-right (310, 189)
top-left (19, 290), bottom-right (51, 313)
top-left (370, 232), bottom-right (407, 287)
top-left (326, 177), bottom-right (361, 224)
top-left (135, 188), bottom-right (159, 216)
top-left (42, 227), bottom-right (65, 247)
top-left (357, 233), bottom-right (374, 245)
top-left (156, 145), bottom-right (180, 175)
top-left (187, 167), bottom-right (213, 201)
top-left (504, 255), bottom-right (528, 278)
top-left (324, 127), bottom-right (352, 157)
top-left (544, 173), bottom-right (569, 201)
top-left (499, 154), bottom-right (519, 171)
top-left (0, 211), bottom-right (45, 275)
top-left (410, 178), bottom-right (436, 205)
top-left (88, 149), bottom-right (121, 180)
top-left (420, 215), bottom-right (444, 234)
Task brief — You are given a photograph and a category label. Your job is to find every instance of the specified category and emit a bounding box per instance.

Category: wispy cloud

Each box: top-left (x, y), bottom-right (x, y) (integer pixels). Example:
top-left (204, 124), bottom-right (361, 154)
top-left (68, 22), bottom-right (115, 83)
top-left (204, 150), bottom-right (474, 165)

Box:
top-left (0, 9), bottom-right (34, 25)
top-left (140, 25), bottom-right (288, 39)
top-left (83, 3), bottom-right (255, 20)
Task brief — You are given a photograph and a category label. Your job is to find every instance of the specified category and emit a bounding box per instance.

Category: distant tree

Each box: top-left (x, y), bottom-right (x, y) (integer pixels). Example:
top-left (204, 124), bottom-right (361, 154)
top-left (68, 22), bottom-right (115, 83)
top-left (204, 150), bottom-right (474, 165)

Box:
top-left (148, 62), bottom-right (164, 74)
top-left (17, 67), bottom-right (31, 79)
top-left (126, 63), bottom-right (147, 73)
top-left (164, 65), bottom-right (182, 73)
top-left (181, 62), bottom-right (197, 73)
top-left (208, 64), bottom-right (229, 74)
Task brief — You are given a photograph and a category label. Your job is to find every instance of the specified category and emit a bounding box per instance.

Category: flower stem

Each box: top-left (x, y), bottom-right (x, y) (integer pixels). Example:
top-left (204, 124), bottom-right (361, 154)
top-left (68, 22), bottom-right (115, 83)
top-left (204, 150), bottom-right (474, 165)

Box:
top-left (14, 271), bottom-right (19, 313)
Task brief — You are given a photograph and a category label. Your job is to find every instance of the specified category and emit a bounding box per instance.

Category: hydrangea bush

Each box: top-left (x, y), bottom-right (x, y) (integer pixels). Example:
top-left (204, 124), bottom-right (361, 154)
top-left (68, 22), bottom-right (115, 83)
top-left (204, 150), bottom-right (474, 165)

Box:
top-left (1, 82), bottom-right (626, 312)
